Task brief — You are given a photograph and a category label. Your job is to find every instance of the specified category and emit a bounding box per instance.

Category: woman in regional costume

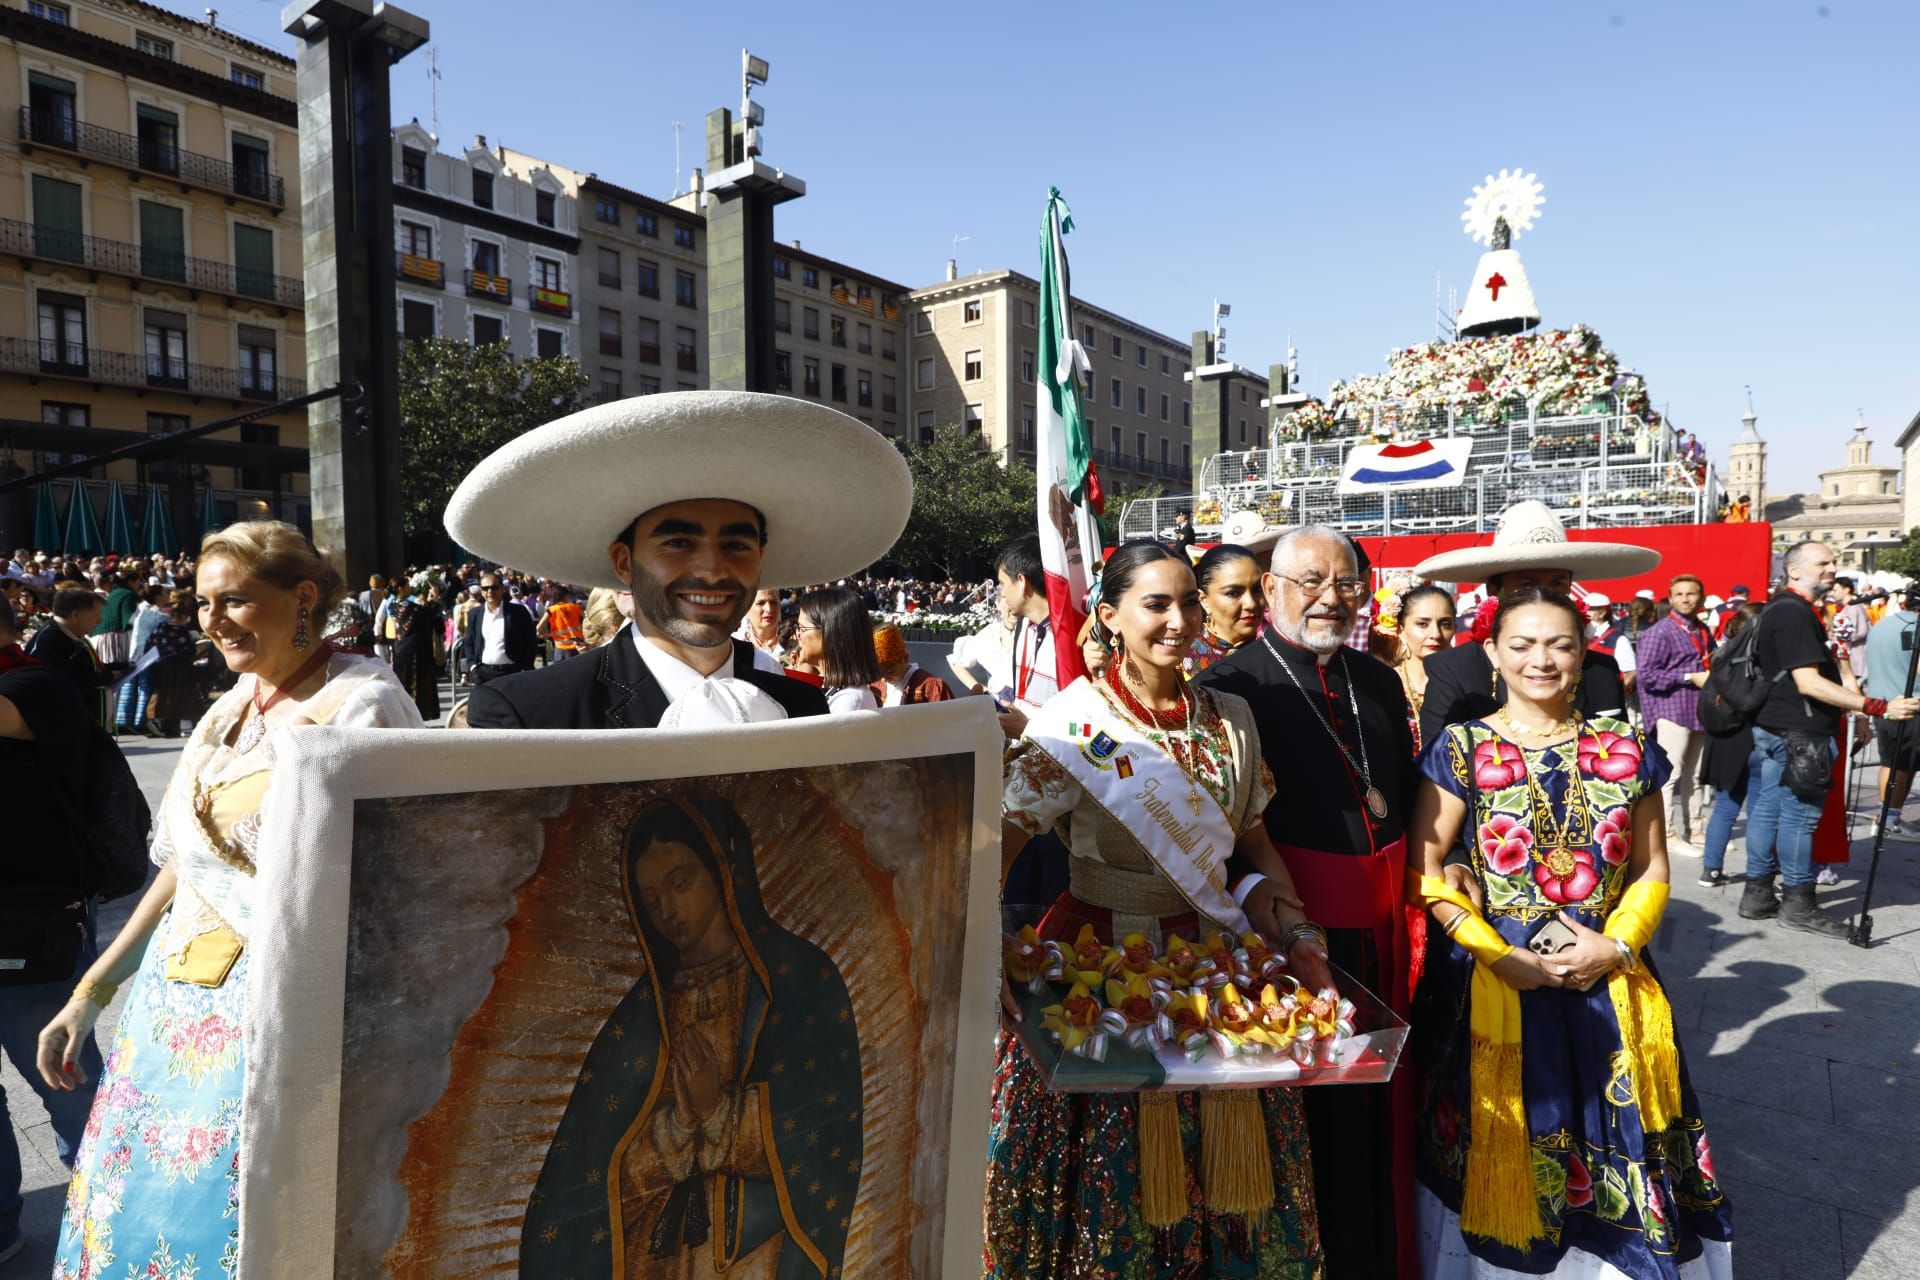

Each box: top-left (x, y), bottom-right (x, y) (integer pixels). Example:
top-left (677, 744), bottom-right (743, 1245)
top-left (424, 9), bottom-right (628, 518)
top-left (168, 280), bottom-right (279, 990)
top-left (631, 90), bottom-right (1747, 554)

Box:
top-left (523, 794), bottom-right (861, 1278)
top-left (37, 522), bottom-right (423, 1279)
top-left (987, 540), bottom-right (1325, 1279)
top-left (1405, 587), bottom-right (1731, 1279)
top-left (1369, 579), bottom-right (1458, 755)
top-left (1184, 513), bottom-right (1278, 675)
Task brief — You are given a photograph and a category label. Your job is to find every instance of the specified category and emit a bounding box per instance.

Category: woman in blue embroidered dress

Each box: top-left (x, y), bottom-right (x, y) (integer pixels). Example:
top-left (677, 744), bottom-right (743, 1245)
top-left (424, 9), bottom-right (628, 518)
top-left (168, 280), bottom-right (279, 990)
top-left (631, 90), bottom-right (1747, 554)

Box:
top-left (36, 523), bottom-right (421, 1280)
top-left (1404, 587), bottom-right (1731, 1280)
top-left (988, 541), bottom-right (1326, 1279)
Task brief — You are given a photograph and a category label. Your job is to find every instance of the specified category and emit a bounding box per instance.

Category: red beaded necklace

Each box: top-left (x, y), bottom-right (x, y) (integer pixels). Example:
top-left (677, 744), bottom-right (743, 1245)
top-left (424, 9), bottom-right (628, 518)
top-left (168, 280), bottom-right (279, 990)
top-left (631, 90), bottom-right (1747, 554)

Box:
top-left (1103, 658), bottom-right (1227, 804)
top-left (1105, 655), bottom-right (1189, 730)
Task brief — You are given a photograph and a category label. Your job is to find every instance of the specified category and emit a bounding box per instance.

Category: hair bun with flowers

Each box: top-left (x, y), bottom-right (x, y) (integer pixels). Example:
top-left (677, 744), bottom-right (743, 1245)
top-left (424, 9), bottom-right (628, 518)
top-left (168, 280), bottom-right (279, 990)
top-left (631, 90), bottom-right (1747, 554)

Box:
top-left (1369, 571), bottom-right (1417, 638)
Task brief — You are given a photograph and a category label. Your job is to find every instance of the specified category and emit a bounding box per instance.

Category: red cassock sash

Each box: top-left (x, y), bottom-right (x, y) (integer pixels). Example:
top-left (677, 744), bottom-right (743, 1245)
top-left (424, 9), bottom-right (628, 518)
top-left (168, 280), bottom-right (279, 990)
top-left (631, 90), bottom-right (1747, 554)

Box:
top-left (1275, 836), bottom-right (1418, 1280)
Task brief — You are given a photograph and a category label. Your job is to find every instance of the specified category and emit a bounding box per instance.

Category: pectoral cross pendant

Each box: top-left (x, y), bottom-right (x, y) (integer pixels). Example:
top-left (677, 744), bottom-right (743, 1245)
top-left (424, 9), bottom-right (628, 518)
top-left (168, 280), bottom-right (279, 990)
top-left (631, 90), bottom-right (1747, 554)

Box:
top-left (1187, 784), bottom-right (1203, 815)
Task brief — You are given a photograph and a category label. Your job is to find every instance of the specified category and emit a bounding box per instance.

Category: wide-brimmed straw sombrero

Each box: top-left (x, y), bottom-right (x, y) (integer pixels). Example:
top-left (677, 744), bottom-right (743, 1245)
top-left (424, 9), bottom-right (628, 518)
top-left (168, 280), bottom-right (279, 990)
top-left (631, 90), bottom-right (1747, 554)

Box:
top-left (444, 391), bottom-right (912, 591)
top-left (1413, 500), bottom-right (1660, 584)
top-left (1213, 509), bottom-right (1283, 557)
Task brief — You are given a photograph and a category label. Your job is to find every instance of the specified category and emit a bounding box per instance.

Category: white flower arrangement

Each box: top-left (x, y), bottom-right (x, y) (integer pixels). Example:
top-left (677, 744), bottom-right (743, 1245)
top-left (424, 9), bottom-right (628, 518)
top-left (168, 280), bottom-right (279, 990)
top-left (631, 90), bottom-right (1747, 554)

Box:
top-left (1277, 325), bottom-right (1658, 443)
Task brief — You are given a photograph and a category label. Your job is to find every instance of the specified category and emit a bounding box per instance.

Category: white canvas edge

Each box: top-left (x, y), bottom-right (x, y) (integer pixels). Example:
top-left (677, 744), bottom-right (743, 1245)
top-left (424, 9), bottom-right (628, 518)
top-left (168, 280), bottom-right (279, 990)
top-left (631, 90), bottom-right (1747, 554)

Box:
top-left (236, 699), bottom-right (1005, 1279)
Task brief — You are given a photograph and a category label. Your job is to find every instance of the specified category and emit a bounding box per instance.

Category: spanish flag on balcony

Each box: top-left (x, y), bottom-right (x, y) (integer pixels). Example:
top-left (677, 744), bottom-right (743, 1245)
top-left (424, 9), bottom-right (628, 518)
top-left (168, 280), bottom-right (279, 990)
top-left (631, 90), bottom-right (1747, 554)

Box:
top-left (1034, 188), bottom-right (1103, 686)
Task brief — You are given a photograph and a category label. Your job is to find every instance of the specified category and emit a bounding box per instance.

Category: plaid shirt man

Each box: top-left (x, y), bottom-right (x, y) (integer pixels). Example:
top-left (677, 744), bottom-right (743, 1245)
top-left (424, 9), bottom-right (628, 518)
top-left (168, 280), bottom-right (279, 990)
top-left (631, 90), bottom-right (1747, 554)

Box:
top-left (1636, 609), bottom-right (1714, 731)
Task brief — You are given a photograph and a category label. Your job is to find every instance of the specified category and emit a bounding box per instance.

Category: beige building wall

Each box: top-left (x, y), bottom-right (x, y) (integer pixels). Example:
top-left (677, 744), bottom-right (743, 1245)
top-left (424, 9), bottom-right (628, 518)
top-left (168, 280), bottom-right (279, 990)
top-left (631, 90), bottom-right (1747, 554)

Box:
top-left (0, 0), bottom-right (308, 537)
top-left (906, 270), bottom-right (1199, 493)
top-left (769, 243), bottom-right (907, 436)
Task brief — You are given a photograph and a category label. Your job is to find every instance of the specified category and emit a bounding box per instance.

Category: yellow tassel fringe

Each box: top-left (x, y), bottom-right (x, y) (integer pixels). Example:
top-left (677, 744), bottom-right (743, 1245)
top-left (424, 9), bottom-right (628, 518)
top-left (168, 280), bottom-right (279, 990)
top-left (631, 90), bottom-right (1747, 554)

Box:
top-left (1137, 1092), bottom-right (1187, 1227)
top-left (1609, 966), bottom-right (1682, 1133)
top-left (1200, 1090), bottom-right (1275, 1217)
top-left (1461, 1034), bottom-right (1541, 1248)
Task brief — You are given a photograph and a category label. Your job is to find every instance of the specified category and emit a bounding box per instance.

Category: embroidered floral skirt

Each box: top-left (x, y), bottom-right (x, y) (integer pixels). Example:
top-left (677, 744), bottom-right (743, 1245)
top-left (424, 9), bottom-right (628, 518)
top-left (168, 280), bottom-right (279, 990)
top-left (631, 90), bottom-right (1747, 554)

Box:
top-left (984, 1032), bottom-right (1322, 1280)
top-left (54, 916), bottom-right (247, 1280)
top-left (1412, 950), bottom-right (1732, 1279)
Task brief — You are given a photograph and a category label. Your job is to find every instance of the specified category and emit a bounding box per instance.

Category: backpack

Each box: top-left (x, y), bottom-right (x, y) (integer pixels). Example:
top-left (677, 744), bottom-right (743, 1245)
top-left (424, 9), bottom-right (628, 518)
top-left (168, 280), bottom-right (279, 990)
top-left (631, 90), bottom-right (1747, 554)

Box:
top-left (58, 724), bottom-right (153, 901)
top-left (1698, 605), bottom-right (1788, 737)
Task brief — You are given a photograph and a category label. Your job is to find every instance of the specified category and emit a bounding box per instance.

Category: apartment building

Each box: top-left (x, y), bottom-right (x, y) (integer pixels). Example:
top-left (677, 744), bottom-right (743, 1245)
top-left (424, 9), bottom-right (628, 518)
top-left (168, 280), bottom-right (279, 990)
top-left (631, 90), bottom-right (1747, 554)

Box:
top-left (498, 151), bottom-right (706, 401)
top-left (769, 242), bottom-right (908, 437)
top-left (906, 269), bottom-right (1232, 492)
top-left (0, 0), bottom-right (311, 539)
top-left (391, 123), bottom-right (580, 361)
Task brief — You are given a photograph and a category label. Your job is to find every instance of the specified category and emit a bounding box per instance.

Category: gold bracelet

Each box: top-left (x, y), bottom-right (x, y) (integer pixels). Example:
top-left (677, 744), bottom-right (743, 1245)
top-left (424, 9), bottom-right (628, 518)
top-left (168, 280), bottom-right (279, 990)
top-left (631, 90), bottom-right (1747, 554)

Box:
top-left (1441, 909), bottom-right (1471, 936)
top-left (72, 979), bottom-right (117, 1007)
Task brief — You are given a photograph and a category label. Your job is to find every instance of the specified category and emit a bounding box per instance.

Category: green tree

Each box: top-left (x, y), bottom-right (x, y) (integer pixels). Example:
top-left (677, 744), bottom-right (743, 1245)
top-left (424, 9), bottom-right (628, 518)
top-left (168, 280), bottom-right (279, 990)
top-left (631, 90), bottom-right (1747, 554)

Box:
top-left (397, 338), bottom-right (590, 537)
top-left (1875, 526), bottom-right (1920, 578)
top-left (892, 426), bottom-right (1036, 579)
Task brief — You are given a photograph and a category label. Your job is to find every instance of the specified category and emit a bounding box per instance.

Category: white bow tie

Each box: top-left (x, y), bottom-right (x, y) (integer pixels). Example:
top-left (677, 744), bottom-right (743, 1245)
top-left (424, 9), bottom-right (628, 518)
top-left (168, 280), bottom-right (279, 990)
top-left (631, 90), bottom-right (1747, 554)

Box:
top-left (658, 675), bottom-right (790, 729)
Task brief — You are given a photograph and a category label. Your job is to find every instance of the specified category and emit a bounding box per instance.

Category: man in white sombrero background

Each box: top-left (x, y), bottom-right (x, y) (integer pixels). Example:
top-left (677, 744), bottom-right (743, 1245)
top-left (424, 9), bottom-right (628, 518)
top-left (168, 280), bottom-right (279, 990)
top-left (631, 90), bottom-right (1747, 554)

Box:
top-left (1413, 500), bottom-right (1660, 748)
top-left (446, 391), bottom-right (912, 732)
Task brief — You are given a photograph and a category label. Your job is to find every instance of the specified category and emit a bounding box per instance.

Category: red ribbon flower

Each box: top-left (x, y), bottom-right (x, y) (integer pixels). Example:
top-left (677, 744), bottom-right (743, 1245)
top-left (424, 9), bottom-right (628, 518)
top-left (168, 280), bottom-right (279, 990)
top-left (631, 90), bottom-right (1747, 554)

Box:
top-left (1577, 730), bottom-right (1641, 782)
top-left (1595, 805), bottom-right (1632, 866)
top-left (1473, 738), bottom-right (1528, 790)
top-left (1535, 844), bottom-right (1601, 904)
top-left (1566, 1152), bottom-right (1594, 1208)
top-left (1477, 813), bottom-right (1536, 876)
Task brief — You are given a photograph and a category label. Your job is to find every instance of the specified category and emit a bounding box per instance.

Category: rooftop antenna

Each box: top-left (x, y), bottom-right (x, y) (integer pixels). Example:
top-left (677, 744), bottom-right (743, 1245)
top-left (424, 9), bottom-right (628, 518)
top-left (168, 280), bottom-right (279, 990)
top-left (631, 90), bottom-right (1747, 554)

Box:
top-left (426, 44), bottom-right (441, 136)
top-left (951, 232), bottom-right (970, 273)
top-left (672, 120), bottom-right (684, 196)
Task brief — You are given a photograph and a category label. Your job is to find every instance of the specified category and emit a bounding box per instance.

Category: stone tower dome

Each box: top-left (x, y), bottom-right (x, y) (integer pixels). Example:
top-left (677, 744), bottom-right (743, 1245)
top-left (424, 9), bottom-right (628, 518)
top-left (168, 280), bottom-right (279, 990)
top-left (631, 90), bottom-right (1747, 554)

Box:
top-left (1726, 390), bottom-right (1767, 514)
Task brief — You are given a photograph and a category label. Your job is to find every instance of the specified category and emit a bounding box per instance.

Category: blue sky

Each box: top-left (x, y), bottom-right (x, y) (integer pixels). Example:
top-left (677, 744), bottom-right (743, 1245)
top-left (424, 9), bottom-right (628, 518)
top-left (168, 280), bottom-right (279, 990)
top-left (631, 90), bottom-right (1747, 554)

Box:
top-left (222, 0), bottom-right (1916, 495)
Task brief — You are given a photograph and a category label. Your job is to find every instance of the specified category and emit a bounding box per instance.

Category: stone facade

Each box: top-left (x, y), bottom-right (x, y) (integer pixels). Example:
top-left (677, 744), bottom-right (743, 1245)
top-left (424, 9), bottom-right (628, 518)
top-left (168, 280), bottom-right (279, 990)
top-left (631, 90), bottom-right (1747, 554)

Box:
top-left (0, 0), bottom-right (310, 537)
top-left (392, 126), bottom-right (579, 363)
top-left (1765, 421), bottom-right (1904, 568)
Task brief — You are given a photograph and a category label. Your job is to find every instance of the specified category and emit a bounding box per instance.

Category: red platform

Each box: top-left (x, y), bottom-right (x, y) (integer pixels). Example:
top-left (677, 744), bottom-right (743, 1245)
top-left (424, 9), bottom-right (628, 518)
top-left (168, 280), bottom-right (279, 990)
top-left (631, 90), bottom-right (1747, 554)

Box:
top-left (1354, 522), bottom-right (1773, 600)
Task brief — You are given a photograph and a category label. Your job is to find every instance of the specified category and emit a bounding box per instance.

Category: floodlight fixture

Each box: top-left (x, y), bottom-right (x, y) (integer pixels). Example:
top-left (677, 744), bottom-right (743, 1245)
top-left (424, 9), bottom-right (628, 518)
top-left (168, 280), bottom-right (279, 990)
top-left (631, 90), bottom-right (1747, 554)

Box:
top-left (744, 99), bottom-right (765, 127)
top-left (1216, 302), bottom-right (1231, 318)
top-left (744, 51), bottom-right (770, 85)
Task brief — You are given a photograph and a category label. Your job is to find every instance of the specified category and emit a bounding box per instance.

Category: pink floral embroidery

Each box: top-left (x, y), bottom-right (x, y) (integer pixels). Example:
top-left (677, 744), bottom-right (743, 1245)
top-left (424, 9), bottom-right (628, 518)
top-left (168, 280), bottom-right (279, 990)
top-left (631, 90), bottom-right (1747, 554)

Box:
top-left (1535, 845), bottom-right (1601, 904)
top-left (1577, 731), bottom-right (1641, 782)
top-left (1473, 738), bottom-right (1528, 790)
top-left (1695, 1133), bottom-right (1717, 1182)
top-left (1477, 814), bottom-right (1536, 876)
top-left (1595, 805), bottom-right (1632, 866)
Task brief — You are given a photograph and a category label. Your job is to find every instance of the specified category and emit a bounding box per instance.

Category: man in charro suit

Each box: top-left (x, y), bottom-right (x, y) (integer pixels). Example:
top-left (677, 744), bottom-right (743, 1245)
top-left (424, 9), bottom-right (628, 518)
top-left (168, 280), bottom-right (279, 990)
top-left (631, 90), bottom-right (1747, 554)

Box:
top-left (450, 391), bottom-right (912, 733)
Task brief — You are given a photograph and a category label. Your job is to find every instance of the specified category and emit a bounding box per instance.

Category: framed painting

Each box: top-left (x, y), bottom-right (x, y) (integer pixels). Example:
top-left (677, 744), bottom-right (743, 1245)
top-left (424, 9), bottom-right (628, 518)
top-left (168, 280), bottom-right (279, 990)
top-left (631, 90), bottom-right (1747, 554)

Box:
top-left (235, 701), bottom-right (1003, 1278)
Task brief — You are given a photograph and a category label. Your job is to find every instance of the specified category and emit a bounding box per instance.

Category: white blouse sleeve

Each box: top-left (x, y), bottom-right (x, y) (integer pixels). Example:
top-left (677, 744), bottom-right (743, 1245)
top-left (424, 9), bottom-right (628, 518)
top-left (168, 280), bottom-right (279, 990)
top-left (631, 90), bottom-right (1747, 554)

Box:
top-left (325, 675), bottom-right (428, 729)
top-left (827, 686), bottom-right (879, 714)
top-left (1003, 739), bottom-right (1082, 837)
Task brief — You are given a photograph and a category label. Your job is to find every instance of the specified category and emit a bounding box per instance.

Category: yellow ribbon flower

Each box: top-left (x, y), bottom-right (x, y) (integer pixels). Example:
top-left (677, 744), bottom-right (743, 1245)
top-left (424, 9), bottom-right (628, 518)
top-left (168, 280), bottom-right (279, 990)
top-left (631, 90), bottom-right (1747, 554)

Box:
top-left (1040, 981), bottom-right (1104, 1053)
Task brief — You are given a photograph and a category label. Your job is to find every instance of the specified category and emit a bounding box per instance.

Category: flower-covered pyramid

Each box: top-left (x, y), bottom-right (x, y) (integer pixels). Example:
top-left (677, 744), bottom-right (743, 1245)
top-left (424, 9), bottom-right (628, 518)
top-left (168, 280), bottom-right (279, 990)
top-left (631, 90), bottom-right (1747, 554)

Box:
top-left (1277, 324), bottom-right (1659, 442)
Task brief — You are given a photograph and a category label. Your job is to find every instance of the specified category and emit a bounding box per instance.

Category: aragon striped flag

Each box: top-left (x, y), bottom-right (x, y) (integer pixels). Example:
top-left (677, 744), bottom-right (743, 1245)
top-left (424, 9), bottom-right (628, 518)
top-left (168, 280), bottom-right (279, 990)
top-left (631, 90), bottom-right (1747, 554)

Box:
top-left (1035, 188), bottom-right (1103, 686)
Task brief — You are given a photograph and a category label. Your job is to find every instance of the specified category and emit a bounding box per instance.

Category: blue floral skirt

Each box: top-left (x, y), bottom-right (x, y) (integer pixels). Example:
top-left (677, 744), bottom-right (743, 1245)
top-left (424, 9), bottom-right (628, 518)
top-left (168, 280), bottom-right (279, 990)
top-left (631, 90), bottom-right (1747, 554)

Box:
top-left (53, 922), bottom-right (248, 1280)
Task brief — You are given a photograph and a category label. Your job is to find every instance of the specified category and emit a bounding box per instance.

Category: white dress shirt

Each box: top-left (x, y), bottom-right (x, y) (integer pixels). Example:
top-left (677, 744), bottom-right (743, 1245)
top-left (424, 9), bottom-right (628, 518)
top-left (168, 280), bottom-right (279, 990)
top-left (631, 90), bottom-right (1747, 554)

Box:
top-left (633, 627), bottom-right (789, 728)
top-left (479, 604), bottom-right (511, 664)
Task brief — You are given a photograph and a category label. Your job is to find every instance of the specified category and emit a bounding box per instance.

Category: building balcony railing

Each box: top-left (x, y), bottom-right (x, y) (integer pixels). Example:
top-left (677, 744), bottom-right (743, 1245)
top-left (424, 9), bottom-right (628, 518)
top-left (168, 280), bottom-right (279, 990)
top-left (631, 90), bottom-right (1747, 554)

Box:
top-left (637, 342), bottom-right (661, 365)
top-left (676, 349), bottom-right (698, 373)
top-left (466, 270), bottom-right (511, 300)
top-left (18, 108), bottom-right (286, 209)
top-left (529, 284), bottom-right (572, 316)
top-left (397, 253), bottom-right (444, 289)
top-left (0, 216), bottom-right (302, 308)
top-left (598, 335), bottom-right (622, 357)
top-left (0, 336), bottom-right (306, 402)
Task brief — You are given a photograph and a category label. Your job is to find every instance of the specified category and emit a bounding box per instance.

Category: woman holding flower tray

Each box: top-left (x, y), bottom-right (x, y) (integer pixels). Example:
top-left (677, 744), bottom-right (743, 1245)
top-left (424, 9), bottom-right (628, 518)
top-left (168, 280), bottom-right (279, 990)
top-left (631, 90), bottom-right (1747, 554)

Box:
top-left (1406, 586), bottom-right (1732, 1279)
top-left (987, 539), bottom-right (1330, 1279)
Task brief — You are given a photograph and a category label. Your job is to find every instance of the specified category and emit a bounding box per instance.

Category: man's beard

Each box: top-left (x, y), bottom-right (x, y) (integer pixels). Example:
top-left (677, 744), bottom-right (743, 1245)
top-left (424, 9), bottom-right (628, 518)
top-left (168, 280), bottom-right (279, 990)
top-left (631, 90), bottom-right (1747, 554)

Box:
top-left (630, 566), bottom-right (753, 649)
top-left (1274, 606), bottom-right (1352, 655)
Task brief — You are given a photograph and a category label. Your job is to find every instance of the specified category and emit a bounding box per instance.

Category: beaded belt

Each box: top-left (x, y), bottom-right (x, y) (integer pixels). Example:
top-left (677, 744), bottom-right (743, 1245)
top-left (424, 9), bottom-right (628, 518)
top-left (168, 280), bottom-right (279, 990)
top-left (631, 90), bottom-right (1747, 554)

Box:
top-left (1068, 857), bottom-right (1190, 917)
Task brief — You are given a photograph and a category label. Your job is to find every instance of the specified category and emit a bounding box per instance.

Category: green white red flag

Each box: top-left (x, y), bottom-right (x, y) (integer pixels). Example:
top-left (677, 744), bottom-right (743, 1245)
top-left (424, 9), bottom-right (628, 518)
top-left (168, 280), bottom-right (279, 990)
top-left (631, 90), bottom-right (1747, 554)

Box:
top-left (1035, 188), bottom-right (1104, 685)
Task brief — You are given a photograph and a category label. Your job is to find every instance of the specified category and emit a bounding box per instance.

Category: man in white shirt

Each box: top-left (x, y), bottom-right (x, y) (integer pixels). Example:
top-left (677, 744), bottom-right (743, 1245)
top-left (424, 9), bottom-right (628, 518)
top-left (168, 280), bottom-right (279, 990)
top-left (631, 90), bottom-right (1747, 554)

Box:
top-left (990, 532), bottom-right (1060, 738)
top-left (465, 572), bottom-right (537, 686)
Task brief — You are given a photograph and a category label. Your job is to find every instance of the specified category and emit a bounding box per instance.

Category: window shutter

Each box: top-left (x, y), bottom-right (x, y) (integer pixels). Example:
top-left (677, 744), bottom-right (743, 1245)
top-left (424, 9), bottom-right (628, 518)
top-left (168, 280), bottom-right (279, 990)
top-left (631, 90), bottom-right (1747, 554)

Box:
top-left (233, 224), bottom-right (273, 299)
top-left (31, 176), bottom-right (83, 263)
top-left (139, 201), bottom-right (185, 280)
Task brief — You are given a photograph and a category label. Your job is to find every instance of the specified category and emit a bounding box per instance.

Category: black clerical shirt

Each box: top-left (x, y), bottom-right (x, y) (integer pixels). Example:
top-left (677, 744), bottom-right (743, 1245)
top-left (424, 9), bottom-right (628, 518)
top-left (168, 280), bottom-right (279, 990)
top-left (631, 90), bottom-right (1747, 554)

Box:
top-left (1196, 630), bottom-right (1416, 860)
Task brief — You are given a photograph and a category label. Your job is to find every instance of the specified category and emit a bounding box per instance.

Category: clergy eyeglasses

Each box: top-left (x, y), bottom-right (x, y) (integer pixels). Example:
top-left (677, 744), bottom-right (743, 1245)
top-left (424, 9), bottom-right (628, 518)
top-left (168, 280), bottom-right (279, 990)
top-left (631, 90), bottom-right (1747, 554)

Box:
top-left (1271, 571), bottom-right (1368, 600)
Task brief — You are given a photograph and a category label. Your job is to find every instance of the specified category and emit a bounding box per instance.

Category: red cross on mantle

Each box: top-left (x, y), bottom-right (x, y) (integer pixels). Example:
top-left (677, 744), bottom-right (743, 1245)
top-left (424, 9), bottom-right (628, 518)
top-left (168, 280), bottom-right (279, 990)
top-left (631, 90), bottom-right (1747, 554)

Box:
top-left (1485, 272), bottom-right (1508, 301)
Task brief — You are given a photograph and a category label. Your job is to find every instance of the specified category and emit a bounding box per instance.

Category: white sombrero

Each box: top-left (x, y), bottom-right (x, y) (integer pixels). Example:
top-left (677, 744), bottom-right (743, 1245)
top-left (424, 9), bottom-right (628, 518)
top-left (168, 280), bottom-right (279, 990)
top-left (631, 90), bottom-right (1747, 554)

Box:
top-left (1413, 500), bottom-right (1660, 584)
top-left (1218, 510), bottom-right (1283, 556)
top-left (444, 391), bottom-right (912, 591)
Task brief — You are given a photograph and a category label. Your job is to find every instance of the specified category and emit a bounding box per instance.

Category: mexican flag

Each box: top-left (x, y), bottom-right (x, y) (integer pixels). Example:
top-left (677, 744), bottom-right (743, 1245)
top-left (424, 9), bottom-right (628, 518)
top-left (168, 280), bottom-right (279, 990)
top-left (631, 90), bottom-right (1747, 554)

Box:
top-left (1035, 188), bottom-right (1104, 686)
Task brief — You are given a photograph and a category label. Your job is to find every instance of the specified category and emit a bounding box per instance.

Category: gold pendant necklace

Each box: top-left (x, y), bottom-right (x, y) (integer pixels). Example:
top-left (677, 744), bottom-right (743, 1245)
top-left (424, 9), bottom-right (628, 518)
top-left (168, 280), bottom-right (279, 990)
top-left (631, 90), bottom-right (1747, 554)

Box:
top-left (1498, 706), bottom-right (1579, 739)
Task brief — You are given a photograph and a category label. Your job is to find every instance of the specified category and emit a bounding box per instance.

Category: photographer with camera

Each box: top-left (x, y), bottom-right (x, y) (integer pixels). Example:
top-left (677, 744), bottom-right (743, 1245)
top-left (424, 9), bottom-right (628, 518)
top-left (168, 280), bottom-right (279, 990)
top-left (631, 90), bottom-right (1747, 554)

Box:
top-left (1744, 542), bottom-right (1920, 937)
top-left (1864, 585), bottom-right (1920, 843)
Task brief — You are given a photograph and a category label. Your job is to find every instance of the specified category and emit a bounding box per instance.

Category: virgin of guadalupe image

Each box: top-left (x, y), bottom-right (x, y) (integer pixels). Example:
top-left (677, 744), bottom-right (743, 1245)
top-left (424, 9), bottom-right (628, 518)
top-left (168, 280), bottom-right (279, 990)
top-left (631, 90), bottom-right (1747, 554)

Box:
top-left (520, 794), bottom-right (864, 1278)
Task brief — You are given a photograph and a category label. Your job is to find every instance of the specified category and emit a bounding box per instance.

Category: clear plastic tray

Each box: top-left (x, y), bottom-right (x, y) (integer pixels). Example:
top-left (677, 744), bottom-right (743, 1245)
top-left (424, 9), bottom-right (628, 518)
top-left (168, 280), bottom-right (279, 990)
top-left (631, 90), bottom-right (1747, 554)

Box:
top-left (1002, 917), bottom-right (1409, 1093)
